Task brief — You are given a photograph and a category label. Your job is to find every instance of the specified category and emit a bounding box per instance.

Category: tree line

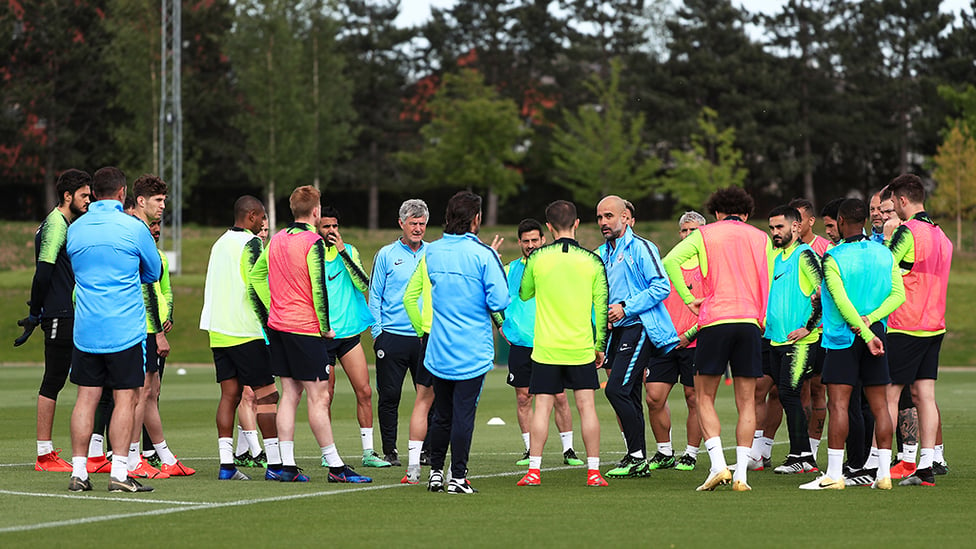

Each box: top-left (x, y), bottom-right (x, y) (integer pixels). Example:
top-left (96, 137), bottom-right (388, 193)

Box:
top-left (2, 0), bottom-right (975, 231)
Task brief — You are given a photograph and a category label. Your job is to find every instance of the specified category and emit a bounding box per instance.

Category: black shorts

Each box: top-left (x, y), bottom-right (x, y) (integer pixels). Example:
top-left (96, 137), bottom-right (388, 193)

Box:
top-left (144, 334), bottom-right (165, 375)
top-left (821, 323), bottom-right (890, 387)
top-left (645, 347), bottom-right (695, 387)
top-left (267, 328), bottom-right (330, 382)
top-left (529, 361), bottom-right (600, 394)
top-left (768, 342), bottom-right (818, 391)
top-left (213, 339), bottom-right (275, 388)
top-left (326, 335), bottom-right (362, 366)
top-left (694, 323), bottom-right (763, 378)
top-left (887, 333), bottom-right (943, 384)
top-left (507, 345), bottom-right (533, 388)
top-left (811, 341), bottom-right (826, 376)
top-left (761, 338), bottom-right (773, 377)
top-left (70, 342), bottom-right (146, 390)
top-left (40, 318), bottom-right (73, 399)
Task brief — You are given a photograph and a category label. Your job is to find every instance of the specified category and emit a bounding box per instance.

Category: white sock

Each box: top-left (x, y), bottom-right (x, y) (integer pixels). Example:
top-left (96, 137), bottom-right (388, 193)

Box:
top-left (280, 440), bottom-right (296, 467)
top-left (321, 444), bottom-right (344, 468)
top-left (128, 443), bottom-right (140, 471)
top-left (918, 448), bottom-right (934, 470)
top-left (218, 437), bottom-right (234, 465)
top-left (878, 449), bottom-right (892, 478)
top-left (408, 440), bottom-right (423, 468)
top-left (88, 434), bottom-right (104, 458)
top-left (360, 428), bottom-right (374, 453)
top-left (629, 450), bottom-right (645, 459)
top-left (587, 456), bottom-right (600, 470)
top-left (705, 436), bottom-right (726, 472)
top-left (657, 441), bottom-right (673, 457)
top-left (684, 445), bottom-right (700, 458)
top-left (749, 435), bottom-right (764, 461)
top-left (934, 444), bottom-right (945, 464)
top-left (528, 455), bottom-right (542, 470)
top-left (809, 437), bottom-right (821, 458)
top-left (733, 446), bottom-right (749, 482)
top-left (754, 429), bottom-right (763, 439)
top-left (760, 437), bottom-right (774, 459)
top-left (243, 430), bottom-right (261, 457)
top-left (235, 425), bottom-right (248, 455)
top-left (559, 431), bottom-right (573, 453)
top-left (72, 456), bottom-right (88, 480)
top-left (37, 440), bottom-right (54, 456)
top-left (865, 447), bottom-right (880, 469)
top-left (264, 438), bottom-right (281, 465)
top-left (111, 455), bottom-right (128, 482)
top-left (826, 448), bottom-right (844, 479)
top-left (153, 440), bottom-right (177, 466)
top-left (522, 432), bottom-right (531, 451)
top-left (903, 443), bottom-right (918, 463)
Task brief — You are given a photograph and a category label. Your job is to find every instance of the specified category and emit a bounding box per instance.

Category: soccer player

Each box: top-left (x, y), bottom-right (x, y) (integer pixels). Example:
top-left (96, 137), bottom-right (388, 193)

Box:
top-left (200, 195), bottom-right (284, 481)
top-left (17, 169), bottom-right (91, 472)
top-left (127, 175), bottom-right (194, 479)
top-left (249, 185), bottom-right (369, 483)
top-left (406, 191), bottom-right (509, 494)
top-left (317, 206), bottom-right (391, 468)
top-left (369, 199), bottom-right (433, 467)
top-left (820, 198), bottom-right (844, 245)
top-left (788, 198), bottom-right (830, 459)
top-left (517, 200), bottom-right (609, 488)
top-left (882, 174), bottom-right (953, 486)
top-left (596, 195), bottom-right (678, 478)
top-left (644, 211), bottom-right (705, 472)
top-left (500, 219), bottom-right (584, 467)
top-left (65, 167), bottom-right (161, 493)
top-left (662, 186), bottom-right (771, 492)
top-left (868, 192), bottom-right (886, 244)
top-left (800, 198), bottom-right (904, 490)
top-left (765, 206), bottom-right (824, 474)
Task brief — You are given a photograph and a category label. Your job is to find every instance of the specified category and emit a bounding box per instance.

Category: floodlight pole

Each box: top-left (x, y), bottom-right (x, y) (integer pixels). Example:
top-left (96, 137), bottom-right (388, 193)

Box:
top-left (159, 0), bottom-right (182, 273)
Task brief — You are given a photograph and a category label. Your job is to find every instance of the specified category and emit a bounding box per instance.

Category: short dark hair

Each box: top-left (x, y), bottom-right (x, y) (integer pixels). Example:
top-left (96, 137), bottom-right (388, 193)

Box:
top-left (56, 169), bottom-right (91, 204)
top-left (768, 205), bottom-right (801, 224)
top-left (820, 198), bottom-right (844, 220)
top-left (233, 195), bottom-right (264, 222)
top-left (444, 191), bottom-right (482, 235)
top-left (517, 218), bottom-right (544, 239)
top-left (132, 174), bottom-right (168, 200)
top-left (624, 200), bottom-right (635, 219)
top-left (545, 200), bottom-right (577, 231)
top-left (788, 197), bottom-right (815, 215)
top-left (91, 167), bottom-right (126, 200)
top-left (123, 195), bottom-right (136, 211)
top-left (706, 186), bottom-right (754, 217)
top-left (321, 205), bottom-right (341, 222)
top-left (837, 198), bottom-right (867, 225)
top-left (886, 173), bottom-right (925, 204)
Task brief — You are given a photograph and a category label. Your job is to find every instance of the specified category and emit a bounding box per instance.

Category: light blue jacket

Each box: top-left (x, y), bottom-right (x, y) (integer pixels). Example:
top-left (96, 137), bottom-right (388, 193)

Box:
top-left (422, 233), bottom-right (510, 380)
top-left (597, 226), bottom-right (679, 353)
top-left (369, 238), bottom-right (426, 338)
top-left (501, 258), bottom-right (534, 348)
top-left (67, 200), bottom-right (161, 353)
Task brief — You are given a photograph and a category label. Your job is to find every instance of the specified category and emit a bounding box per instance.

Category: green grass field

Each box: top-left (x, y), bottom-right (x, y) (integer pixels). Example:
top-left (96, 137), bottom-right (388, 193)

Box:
top-left (0, 365), bottom-right (974, 547)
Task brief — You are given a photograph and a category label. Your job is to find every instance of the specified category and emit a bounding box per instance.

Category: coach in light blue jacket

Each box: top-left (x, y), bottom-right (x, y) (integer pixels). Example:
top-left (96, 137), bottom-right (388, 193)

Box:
top-left (411, 191), bottom-right (509, 494)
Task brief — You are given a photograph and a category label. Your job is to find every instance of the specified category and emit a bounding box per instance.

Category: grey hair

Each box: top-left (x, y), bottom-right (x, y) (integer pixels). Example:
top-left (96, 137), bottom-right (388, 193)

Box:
top-left (678, 211), bottom-right (706, 226)
top-left (399, 199), bottom-right (429, 222)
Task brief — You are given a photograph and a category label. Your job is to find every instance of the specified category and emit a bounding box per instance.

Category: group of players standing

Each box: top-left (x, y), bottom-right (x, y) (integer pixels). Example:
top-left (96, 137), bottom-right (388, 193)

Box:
top-left (22, 165), bottom-right (950, 494)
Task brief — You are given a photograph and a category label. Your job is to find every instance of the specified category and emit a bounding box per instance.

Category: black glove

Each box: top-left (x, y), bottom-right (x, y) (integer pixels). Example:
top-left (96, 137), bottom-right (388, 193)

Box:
top-left (14, 314), bottom-right (41, 347)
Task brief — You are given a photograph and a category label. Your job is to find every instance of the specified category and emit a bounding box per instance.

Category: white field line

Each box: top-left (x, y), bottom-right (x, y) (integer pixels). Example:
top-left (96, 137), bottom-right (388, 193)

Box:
top-left (0, 465), bottom-right (577, 535)
top-left (0, 490), bottom-right (208, 506)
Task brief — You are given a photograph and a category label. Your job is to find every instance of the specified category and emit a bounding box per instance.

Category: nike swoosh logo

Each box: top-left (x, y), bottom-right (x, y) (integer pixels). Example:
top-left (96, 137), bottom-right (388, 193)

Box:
top-left (774, 273), bottom-right (785, 280)
top-left (394, 259), bottom-right (403, 265)
top-left (686, 284), bottom-right (693, 290)
top-left (328, 273), bottom-right (340, 281)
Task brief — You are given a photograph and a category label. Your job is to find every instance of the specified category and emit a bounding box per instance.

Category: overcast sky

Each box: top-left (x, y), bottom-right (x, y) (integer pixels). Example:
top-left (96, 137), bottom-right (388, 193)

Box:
top-left (394, 0), bottom-right (972, 28)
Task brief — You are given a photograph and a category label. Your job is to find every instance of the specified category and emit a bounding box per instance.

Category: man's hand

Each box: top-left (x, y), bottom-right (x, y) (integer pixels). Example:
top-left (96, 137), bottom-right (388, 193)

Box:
top-left (155, 332), bottom-right (171, 358)
top-left (867, 336), bottom-right (884, 356)
top-left (608, 302), bottom-right (625, 324)
top-left (595, 351), bottom-right (605, 369)
top-left (687, 298), bottom-right (704, 316)
top-left (677, 333), bottom-right (690, 349)
top-left (490, 235), bottom-right (504, 253)
top-left (327, 231), bottom-right (346, 253)
top-left (787, 327), bottom-right (810, 343)
top-left (163, 320), bottom-right (173, 333)
top-left (14, 314), bottom-right (41, 347)
top-left (322, 330), bottom-right (336, 340)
